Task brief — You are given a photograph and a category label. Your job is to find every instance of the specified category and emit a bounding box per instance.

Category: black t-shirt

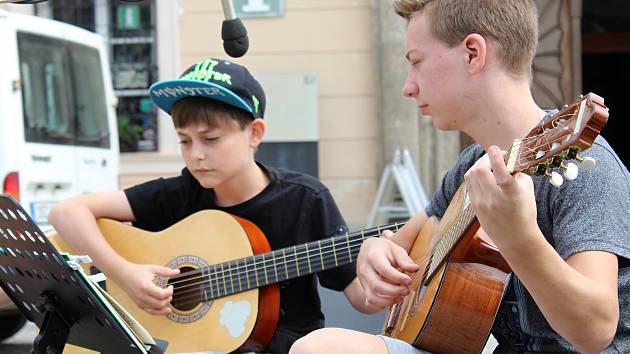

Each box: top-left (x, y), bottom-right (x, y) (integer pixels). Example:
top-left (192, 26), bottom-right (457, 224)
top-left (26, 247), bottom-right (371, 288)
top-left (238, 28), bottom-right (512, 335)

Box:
top-left (124, 162), bottom-right (356, 353)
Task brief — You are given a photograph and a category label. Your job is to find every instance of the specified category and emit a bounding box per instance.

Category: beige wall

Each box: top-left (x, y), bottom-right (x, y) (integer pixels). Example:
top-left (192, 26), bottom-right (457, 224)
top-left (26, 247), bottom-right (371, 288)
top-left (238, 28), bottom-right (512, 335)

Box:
top-left (0, 4), bottom-right (34, 13)
top-left (167, 0), bottom-right (379, 227)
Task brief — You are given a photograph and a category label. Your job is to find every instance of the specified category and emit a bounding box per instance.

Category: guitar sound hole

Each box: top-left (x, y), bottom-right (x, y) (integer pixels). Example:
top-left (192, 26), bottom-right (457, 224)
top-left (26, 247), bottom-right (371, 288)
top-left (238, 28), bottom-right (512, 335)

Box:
top-left (168, 266), bottom-right (202, 312)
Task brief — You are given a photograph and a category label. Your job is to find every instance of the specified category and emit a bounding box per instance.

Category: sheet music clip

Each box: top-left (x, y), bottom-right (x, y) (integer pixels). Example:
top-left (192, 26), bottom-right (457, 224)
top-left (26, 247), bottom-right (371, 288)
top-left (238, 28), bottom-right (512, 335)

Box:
top-left (68, 254), bottom-right (93, 265)
top-left (0, 194), bottom-right (166, 354)
top-left (66, 255), bottom-right (93, 272)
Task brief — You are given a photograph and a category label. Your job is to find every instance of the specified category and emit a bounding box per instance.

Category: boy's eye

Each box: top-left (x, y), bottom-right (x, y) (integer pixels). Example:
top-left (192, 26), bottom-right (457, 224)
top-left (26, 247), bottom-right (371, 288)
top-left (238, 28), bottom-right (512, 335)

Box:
top-left (204, 136), bottom-right (219, 142)
top-left (178, 140), bottom-right (190, 144)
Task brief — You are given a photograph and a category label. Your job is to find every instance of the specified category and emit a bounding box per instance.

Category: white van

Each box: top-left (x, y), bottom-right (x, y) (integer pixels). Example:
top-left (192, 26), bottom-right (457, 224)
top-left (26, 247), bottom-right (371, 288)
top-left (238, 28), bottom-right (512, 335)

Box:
top-left (0, 9), bottom-right (119, 228)
top-left (0, 9), bottom-right (119, 341)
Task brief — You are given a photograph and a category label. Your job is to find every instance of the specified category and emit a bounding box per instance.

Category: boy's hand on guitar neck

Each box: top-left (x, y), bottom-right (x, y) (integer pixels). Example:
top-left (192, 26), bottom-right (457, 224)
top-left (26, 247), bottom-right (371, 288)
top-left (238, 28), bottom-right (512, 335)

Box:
top-left (357, 235), bottom-right (420, 309)
top-left (465, 145), bottom-right (541, 251)
top-left (111, 261), bottom-right (180, 316)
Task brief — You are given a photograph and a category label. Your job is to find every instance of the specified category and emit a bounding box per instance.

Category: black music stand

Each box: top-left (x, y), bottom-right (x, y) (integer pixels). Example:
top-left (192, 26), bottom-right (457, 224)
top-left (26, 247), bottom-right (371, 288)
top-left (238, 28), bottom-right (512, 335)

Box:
top-left (0, 195), bottom-right (166, 354)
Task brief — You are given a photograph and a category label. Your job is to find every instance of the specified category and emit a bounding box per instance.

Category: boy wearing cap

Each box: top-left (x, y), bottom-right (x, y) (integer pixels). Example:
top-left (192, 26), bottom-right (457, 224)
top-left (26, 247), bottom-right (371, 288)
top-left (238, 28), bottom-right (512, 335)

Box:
top-left (49, 58), bottom-right (375, 353)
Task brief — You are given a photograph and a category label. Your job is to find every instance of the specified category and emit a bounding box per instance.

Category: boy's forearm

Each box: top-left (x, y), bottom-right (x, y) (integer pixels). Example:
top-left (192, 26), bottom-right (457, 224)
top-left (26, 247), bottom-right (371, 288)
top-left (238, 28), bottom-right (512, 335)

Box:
top-left (343, 278), bottom-right (383, 314)
top-left (48, 201), bottom-right (130, 280)
top-left (498, 230), bottom-right (618, 352)
top-left (392, 211), bottom-right (428, 253)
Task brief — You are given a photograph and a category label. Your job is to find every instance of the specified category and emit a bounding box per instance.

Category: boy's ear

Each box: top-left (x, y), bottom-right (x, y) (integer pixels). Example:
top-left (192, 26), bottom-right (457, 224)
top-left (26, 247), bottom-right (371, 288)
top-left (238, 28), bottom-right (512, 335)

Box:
top-left (249, 118), bottom-right (266, 148)
top-left (463, 33), bottom-right (487, 74)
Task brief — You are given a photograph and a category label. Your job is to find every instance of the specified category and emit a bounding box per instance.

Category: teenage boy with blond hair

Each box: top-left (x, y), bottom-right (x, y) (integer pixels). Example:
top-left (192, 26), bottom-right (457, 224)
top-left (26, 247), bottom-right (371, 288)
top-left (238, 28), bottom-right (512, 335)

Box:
top-left (289, 1), bottom-right (629, 353)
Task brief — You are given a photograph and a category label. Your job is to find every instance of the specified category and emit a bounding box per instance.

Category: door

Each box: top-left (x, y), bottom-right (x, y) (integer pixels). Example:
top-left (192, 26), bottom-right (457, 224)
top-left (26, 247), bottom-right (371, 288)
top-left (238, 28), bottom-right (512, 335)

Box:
top-left (582, 0), bottom-right (630, 169)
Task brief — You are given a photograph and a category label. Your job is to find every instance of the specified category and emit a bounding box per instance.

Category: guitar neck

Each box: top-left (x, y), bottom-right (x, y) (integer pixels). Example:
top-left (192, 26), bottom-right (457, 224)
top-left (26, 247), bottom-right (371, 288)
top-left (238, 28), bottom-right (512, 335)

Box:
top-left (425, 203), bottom-right (477, 283)
top-left (199, 222), bottom-right (405, 300)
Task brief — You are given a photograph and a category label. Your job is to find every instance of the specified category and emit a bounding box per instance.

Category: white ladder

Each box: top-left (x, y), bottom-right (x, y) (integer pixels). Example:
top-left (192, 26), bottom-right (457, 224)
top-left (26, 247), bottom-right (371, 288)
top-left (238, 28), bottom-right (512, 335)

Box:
top-left (366, 148), bottom-right (429, 228)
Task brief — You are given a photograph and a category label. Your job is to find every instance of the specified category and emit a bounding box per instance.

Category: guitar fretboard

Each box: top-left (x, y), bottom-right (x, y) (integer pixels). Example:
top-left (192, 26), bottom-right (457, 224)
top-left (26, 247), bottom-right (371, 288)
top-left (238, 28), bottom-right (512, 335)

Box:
top-left (424, 199), bottom-right (477, 284)
top-left (188, 223), bottom-right (405, 301)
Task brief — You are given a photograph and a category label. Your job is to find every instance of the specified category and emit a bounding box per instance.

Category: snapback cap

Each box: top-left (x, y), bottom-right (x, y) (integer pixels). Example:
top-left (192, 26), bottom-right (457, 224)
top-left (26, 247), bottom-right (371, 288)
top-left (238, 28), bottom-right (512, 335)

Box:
top-left (149, 58), bottom-right (266, 118)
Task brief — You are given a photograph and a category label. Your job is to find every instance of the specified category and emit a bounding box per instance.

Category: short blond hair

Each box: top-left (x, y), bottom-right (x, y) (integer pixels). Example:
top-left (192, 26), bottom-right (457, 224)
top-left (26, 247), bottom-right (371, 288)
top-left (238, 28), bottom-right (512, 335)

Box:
top-left (393, 0), bottom-right (538, 78)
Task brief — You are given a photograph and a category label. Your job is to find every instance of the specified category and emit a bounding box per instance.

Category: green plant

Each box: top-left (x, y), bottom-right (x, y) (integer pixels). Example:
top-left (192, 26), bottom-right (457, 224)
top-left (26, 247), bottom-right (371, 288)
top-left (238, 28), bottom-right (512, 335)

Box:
top-left (117, 116), bottom-right (144, 152)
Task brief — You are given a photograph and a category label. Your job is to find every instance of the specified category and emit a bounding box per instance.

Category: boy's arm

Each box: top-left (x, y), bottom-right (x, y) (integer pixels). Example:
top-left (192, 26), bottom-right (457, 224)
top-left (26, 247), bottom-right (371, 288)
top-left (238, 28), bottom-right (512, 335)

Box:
top-left (48, 191), bottom-right (179, 316)
top-left (501, 241), bottom-right (617, 353)
top-left (465, 146), bottom-right (618, 353)
top-left (342, 278), bottom-right (381, 313)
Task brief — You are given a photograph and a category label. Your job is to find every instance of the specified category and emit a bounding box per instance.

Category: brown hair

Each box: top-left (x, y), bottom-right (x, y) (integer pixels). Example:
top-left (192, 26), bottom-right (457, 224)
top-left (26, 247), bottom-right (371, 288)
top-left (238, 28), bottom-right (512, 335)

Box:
top-left (393, 0), bottom-right (538, 78)
top-left (170, 97), bottom-right (253, 130)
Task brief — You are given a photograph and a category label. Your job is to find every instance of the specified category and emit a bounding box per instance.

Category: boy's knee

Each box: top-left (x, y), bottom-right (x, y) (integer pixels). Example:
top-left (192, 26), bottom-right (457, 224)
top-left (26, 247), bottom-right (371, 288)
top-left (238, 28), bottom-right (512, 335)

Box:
top-left (289, 329), bottom-right (328, 354)
top-left (289, 336), bottom-right (308, 354)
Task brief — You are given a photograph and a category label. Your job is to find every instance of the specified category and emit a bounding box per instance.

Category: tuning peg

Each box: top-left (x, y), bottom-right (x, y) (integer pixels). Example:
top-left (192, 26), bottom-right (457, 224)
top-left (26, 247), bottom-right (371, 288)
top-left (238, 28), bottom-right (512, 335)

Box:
top-left (547, 170), bottom-right (564, 187)
top-left (565, 147), bottom-right (596, 171)
top-left (561, 162), bottom-right (579, 181)
top-left (577, 156), bottom-right (596, 170)
top-left (536, 162), bottom-right (564, 187)
top-left (530, 163), bottom-right (547, 176)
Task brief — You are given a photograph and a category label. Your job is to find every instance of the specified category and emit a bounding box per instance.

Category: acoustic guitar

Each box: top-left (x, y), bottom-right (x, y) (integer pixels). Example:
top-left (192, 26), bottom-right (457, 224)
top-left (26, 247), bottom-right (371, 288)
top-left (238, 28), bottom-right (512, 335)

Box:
top-left (381, 93), bottom-right (609, 354)
top-left (51, 212), bottom-right (403, 353)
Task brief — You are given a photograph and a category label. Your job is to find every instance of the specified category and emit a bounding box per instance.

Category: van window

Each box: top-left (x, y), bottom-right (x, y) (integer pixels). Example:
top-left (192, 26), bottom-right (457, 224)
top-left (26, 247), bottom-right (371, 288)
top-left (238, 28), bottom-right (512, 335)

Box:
top-left (68, 42), bottom-right (110, 148)
top-left (18, 32), bottom-right (110, 148)
top-left (19, 32), bottom-right (73, 145)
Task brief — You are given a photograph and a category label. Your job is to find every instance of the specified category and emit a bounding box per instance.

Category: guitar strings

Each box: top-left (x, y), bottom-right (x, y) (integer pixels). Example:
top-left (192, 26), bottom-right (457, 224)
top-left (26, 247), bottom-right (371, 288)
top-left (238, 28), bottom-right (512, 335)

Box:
top-left (169, 223), bottom-right (404, 294)
top-left (171, 242), bottom-right (368, 307)
top-left (170, 227), bottom-right (409, 299)
top-left (169, 238), bottom-right (372, 308)
top-left (167, 222), bottom-right (404, 286)
top-left (165, 223), bottom-right (406, 304)
top-left (513, 112), bottom-right (578, 167)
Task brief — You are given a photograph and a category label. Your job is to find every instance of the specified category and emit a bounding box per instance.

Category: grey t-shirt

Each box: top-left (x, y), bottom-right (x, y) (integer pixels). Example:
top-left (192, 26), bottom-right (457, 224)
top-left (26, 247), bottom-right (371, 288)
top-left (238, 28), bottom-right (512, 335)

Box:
top-left (425, 136), bottom-right (630, 353)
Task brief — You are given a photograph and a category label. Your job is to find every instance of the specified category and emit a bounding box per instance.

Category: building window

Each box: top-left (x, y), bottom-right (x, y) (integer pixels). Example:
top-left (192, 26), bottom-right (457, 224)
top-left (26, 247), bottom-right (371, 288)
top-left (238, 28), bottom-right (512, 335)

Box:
top-left (51, 0), bottom-right (95, 32)
top-left (44, 0), bottom-right (158, 153)
top-left (110, 0), bottom-right (158, 152)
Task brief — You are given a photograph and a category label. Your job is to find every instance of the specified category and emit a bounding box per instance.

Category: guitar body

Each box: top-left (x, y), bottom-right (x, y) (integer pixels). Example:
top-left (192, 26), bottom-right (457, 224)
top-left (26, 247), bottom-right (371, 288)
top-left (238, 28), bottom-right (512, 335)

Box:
top-left (383, 186), bottom-right (511, 354)
top-left (51, 210), bottom-right (279, 354)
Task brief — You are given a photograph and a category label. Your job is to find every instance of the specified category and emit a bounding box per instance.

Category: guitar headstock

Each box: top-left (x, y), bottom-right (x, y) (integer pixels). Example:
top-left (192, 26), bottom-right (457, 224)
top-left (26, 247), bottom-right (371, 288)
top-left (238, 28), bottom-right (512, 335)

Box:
top-left (505, 92), bottom-right (609, 186)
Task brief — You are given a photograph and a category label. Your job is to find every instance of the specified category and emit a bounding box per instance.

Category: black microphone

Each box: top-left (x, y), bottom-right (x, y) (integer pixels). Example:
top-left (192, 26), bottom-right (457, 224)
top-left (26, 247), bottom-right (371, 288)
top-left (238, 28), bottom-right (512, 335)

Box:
top-left (221, 0), bottom-right (249, 58)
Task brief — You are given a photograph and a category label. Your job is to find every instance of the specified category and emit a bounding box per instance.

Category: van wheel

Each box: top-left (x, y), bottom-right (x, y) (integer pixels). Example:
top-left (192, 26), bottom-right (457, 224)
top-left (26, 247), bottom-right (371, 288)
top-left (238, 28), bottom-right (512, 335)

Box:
top-left (0, 314), bottom-right (27, 341)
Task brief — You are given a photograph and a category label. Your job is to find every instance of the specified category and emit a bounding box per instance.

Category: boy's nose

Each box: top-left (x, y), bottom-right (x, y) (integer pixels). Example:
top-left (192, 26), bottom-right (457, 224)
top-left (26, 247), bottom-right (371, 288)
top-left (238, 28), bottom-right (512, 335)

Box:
top-left (402, 81), bottom-right (418, 98)
top-left (191, 145), bottom-right (206, 159)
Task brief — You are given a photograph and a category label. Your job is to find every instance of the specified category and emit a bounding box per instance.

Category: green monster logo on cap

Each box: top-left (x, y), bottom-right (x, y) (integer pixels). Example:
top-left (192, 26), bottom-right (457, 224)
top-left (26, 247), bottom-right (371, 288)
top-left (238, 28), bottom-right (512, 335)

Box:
top-left (252, 95), bottom-right (260, 113)
top-left (182, 59), bottom-right (232, 85)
